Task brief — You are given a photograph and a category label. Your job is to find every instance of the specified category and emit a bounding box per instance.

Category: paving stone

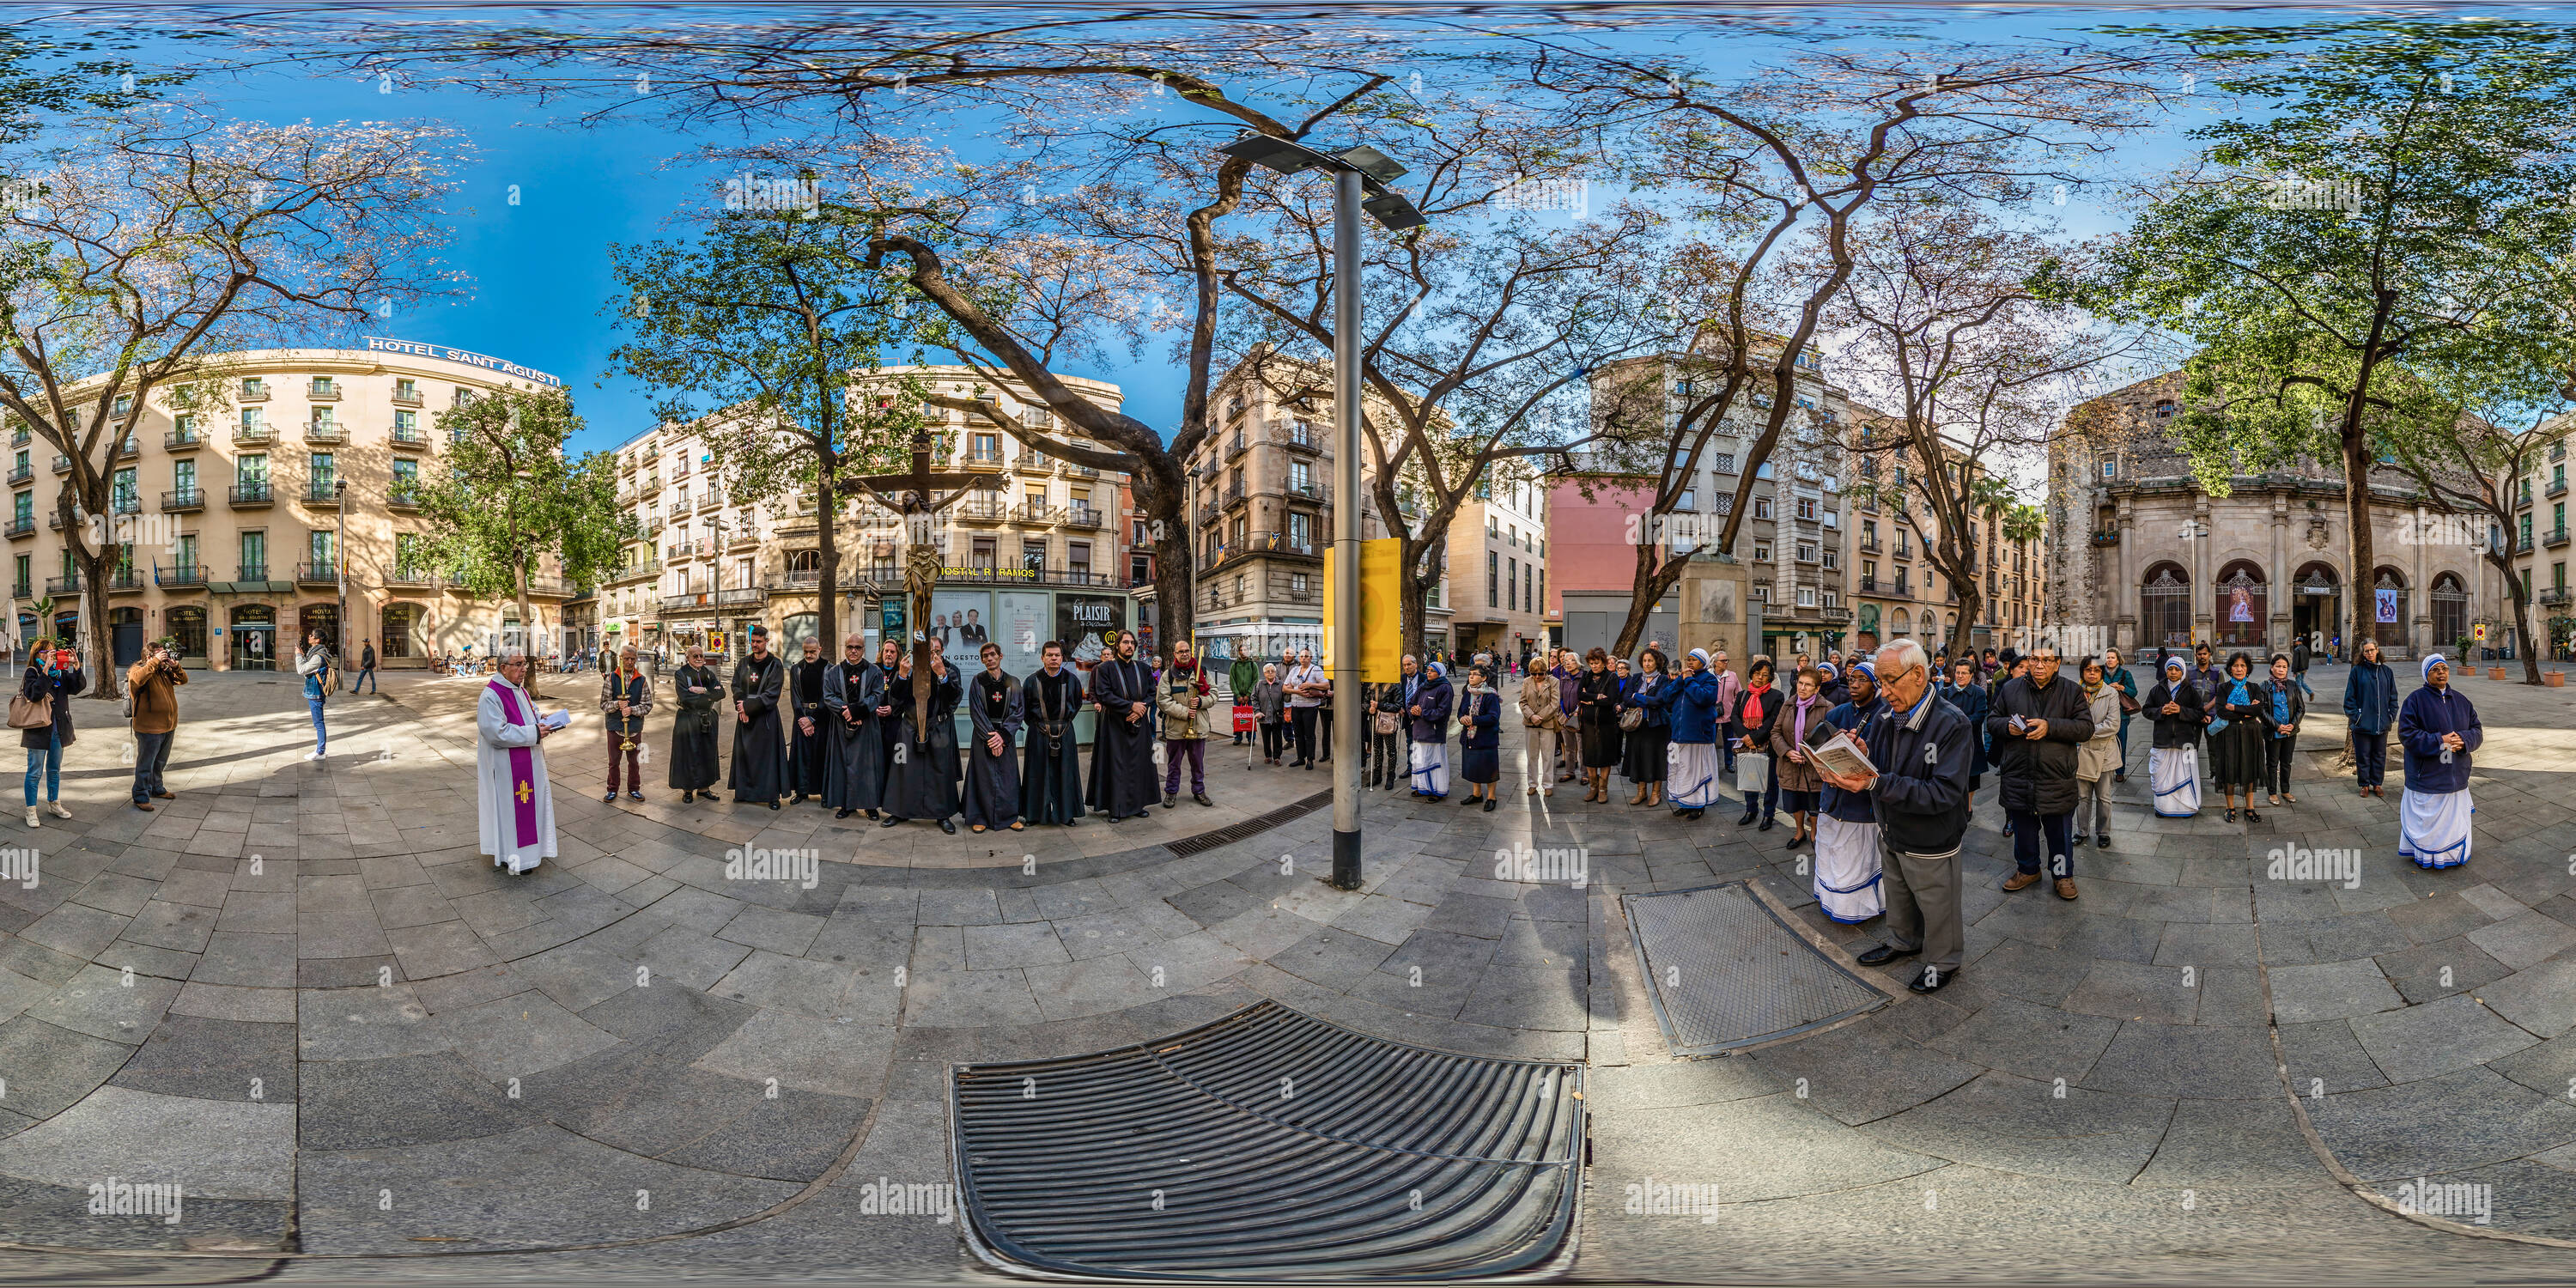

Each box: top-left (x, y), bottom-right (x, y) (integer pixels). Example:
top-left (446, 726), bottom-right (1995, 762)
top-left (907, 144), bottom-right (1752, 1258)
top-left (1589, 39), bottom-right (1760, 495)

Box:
top-left (1747, 1016), bottom-right (1978, 1126)
top-left (0, 1015), bottom-right (134, 1117)
top-left (2059, 958), bottom-right (2198, 1024)
top-left (2349, 993), bottom-right (2540, 1084)
top-left (1864, 1071), bottom-right (2177, 1184)
top-left (2473, 955), bottom-right (2576, 1042)
top-left (2308, 1066), bottom-right (2576, 1180)
top-left (1925, 994), bottom-right (2121, 1083)
top-left (2081, 1019), bottom-right (2279, 1099)
top-left (108, 1013), bottom-right (296, 1104)
top-left (2465, 910), bottom-right (2576, 972)
top-left (2268, 959), bottom-right (2406, 1024)
top-left (297, 984), bottom-right (444, 1060)
top-left (33, 963), bottom-right (179, 1045)
top-left (0, 1083), bottom-right (295, 1199)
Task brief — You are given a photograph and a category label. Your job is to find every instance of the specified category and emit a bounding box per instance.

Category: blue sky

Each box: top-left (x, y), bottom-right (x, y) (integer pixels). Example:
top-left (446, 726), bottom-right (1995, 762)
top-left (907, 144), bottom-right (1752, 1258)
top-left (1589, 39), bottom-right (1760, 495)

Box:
top-left (165, 4), bottom-right (2543, 457)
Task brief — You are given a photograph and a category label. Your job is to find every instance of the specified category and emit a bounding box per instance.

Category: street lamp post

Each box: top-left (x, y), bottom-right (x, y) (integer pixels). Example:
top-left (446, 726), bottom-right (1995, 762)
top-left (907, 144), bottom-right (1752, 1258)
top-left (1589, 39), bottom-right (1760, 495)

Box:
top-left (1218, 134), bottom-right (1426, 892)
top-left (334, 477), bottom-right (347, 660)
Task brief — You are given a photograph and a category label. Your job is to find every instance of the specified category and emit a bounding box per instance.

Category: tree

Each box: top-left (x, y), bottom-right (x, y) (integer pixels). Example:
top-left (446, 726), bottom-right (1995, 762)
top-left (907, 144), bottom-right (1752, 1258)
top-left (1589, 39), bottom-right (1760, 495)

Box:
top-left (606, 211), bottom-right (922, 652)
top-left (416, 384), bottom-right (627, 694)
top-left (1543, 39), bottom-right (2163, 657)
top-left (0, 104), bottom-right (467, 695)
top-left (1217, 89), bottom-right (1674, 661)
top-left (2043, 19), bottom-right (2576, 653)
top-left (1830, 197), bottom-right (2136, 661)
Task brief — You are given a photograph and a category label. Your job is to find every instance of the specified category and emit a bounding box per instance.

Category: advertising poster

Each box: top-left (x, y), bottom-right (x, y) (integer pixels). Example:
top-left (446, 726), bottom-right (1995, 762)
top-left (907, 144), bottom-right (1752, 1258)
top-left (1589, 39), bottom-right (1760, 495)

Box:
top-left (998, 592), bottom-right (1051, 677)
top-left (931, 588), bottom-right (993, 674)
top-left (1055, 595), bottom-right (1127, 676)
top-left (2227, 586), bottom-right (2254, 623)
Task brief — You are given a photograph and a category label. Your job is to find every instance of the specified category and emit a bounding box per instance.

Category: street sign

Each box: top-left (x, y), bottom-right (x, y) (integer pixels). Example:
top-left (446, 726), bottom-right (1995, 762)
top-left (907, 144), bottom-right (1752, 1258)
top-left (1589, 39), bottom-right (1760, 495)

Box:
top-left (1322, 539), bottom-right (1404, 683)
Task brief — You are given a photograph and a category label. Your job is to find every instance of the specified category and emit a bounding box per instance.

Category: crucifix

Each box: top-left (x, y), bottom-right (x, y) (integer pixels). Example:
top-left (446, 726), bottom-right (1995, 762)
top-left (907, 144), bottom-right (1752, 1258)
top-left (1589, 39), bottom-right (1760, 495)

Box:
top-left (852, 429), bottom-right (993, 742)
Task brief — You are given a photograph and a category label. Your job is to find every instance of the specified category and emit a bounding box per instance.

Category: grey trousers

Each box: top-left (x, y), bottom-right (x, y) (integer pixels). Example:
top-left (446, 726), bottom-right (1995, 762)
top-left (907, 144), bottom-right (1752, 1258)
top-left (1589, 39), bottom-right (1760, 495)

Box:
top-left (1879, 839), bottom-right (1964, 975)
top-left (2073, 775), bottom-right (2111, 836)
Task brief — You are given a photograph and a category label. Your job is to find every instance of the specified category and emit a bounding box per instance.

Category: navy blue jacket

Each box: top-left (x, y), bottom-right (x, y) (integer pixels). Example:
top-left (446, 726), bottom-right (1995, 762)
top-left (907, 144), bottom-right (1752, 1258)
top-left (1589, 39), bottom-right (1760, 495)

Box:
top-left (1860, 689), bottom-right (1974, 855)
top-left (2342, 661), bottom-right (2397, 735)
top-left (1817, 695), bottom-right (1884, 822)
top-left (1458, 689), bottom-right (1500, 750)
top-left (1409, 677), bottom-right (1454, 743)
top-left (1663, 669), bottom-right (1722, 744)
top-left (1620, 673), bottom-right (1672, 732)
top-left (2397, 683), bottom-right (2480, 793)
top-left (1938, 680), bottom-right (1990, 775)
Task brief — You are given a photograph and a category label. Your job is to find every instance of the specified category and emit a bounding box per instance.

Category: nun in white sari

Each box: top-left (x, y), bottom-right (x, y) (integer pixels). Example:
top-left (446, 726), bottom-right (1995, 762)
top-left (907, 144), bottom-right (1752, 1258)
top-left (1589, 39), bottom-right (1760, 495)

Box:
top-left (2144, 656), bottom-right (2205, 818)
top-left (2396, 653), bottom-right (2481, 870)
top-left (1408, 661), bottom-right (1455, 799)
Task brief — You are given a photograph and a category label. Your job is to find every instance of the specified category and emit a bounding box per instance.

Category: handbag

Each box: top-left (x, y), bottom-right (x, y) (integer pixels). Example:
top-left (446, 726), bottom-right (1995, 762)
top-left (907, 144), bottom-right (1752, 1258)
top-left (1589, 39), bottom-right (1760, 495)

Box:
top-left (2117, 690), bottom-right (2141, 714)
top-left (8, 691), bottom-right (51, 730)
top-left (1618, 706), bottom-right (1644, 732)
top-left (2206, 716), bottom-right (2230, 736)
top-left (1736, 750), bottom-right (1771, 794)
top-left (1373, 709), bottom-right (1400, 737)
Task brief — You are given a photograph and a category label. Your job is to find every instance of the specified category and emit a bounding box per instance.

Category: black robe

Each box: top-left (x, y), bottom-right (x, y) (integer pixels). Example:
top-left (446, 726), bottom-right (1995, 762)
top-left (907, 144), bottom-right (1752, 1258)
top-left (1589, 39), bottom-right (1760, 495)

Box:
top-left (666, 664), bottom-right (723, 790)
top-left (882, 666), bottom-right (963, 822)
top-left (787, 658), bottom-right (829, 798)
top-left (1086, 657), bottom-right (1159, 819)
top-left (964, 669), bottom-right (1024, 829)
top-left (823, 659), bottom-right (887, 811)
top-left (1022, 666), bottom-right (1086, 824)
top-left (729, 653), bottom-right (787, 804)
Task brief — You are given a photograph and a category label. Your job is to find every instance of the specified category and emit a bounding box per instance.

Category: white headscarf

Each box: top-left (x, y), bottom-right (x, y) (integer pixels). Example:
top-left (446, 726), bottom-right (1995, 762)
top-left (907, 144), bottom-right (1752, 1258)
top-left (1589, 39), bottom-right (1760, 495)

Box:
top-left (2422, 653), bottom-right (2447, 681)
top-left (1688, 647), bottom-right (1710, 670)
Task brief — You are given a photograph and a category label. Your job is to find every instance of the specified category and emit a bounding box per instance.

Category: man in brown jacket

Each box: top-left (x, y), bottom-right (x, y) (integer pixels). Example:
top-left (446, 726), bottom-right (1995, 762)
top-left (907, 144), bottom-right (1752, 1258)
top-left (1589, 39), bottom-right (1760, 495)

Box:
top-left (128, 641), bottom-right (186, 810)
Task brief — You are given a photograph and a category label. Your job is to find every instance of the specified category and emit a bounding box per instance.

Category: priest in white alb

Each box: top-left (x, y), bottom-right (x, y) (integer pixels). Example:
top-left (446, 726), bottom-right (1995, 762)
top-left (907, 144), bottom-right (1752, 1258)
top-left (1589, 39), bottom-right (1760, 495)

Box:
top-left (477, 648), bottom-right (556, 875)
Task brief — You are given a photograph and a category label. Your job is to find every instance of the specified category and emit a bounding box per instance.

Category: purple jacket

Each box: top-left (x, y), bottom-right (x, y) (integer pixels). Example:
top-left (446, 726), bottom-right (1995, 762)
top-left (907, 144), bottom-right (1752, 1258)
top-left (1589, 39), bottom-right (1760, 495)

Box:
top-left (1552, 666), bottom-right (1579, 716)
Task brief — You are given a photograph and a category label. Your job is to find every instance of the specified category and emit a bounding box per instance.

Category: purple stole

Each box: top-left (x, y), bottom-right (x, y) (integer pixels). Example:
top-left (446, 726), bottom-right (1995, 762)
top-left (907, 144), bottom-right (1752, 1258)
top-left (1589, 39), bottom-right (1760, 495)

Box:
top-left (487, 678), bottom-right (539, 848)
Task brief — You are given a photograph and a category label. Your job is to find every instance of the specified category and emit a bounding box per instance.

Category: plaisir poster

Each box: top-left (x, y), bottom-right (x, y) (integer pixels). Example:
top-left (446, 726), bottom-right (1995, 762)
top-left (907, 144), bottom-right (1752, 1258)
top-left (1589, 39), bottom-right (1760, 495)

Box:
top-left (1055, 595), bottom-right (1127, 673)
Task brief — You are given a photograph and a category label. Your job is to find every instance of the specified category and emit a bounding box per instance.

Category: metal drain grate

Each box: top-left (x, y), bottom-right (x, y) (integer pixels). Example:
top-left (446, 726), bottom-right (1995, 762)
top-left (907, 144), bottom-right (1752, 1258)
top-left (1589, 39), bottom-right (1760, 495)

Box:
top-left (1625, 881), bottom-right (1884, 1057)
top-left (1164, 789), bottom-right (1334, 857)
top-left (951, 999), bottom-right (1584, 1281)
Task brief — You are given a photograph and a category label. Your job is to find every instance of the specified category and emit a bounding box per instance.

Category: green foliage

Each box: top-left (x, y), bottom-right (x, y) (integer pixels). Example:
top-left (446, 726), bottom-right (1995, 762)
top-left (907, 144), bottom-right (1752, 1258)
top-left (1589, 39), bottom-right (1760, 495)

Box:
top-left (416, 385), bottom-right (628, 594)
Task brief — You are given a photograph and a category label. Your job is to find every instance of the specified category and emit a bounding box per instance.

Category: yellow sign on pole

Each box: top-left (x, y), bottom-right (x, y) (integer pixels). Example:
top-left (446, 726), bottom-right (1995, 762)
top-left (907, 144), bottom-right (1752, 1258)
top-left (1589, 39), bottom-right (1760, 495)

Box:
top-left (1324, 538), bottom-right (1406, 683)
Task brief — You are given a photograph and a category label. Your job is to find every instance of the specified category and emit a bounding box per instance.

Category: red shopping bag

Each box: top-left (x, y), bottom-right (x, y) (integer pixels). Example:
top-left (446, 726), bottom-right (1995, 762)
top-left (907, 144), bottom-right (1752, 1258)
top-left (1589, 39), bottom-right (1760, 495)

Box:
top-left (1233, 704), bottom-right (1257, 733)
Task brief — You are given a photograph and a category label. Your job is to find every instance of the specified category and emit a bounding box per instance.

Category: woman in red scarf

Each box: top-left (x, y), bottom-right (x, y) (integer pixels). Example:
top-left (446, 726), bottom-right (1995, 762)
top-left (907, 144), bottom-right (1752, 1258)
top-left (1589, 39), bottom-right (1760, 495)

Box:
top-left (1732, 655), bottom-right (1783, 830)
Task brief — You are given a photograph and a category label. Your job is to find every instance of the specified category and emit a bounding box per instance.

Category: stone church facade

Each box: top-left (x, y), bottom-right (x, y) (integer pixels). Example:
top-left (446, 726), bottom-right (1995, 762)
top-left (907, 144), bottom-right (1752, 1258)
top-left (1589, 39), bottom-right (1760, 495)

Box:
top-left (2045, 372), bottom-right (2507, 661)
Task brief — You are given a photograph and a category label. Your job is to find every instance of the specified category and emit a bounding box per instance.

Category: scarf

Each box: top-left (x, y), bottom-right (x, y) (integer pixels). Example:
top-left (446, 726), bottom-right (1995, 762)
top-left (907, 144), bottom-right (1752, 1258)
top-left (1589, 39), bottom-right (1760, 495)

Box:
top-left (486, 678), bottom-right (538, 849)
top-left (2083, 673), bottom-right (2102, 698)
top-left (1793, 690), bottom-right (1818, 744)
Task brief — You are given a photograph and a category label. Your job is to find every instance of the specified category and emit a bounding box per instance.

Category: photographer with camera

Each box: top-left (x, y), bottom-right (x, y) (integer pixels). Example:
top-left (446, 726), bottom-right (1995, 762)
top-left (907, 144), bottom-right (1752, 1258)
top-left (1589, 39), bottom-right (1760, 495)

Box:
top-left (127, 640), bottom-right (187, 811)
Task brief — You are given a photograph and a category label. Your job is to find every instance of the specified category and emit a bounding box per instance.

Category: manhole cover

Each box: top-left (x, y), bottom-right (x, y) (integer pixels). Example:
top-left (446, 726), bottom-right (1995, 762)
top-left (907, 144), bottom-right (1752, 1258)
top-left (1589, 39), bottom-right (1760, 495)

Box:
top-left (951, 999), bottom-right (1583, 1281)
top-left (1625, 881), bottom-right (1884, 1056)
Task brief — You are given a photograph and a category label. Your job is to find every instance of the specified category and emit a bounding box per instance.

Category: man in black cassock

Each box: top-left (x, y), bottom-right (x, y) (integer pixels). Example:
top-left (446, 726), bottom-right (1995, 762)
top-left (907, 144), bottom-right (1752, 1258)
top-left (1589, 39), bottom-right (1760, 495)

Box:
top-left (1087, 630), bottom-right (1160, 822)
top-left (729, 625), bottom-right (787, 809)
top-left (667, 643), bottom-right (724, 803)
top-left (872, 638), bottom-right (902, 790)
top-left (822, 633), bottom-right (888, 819)
top-left (787, 635), bottom-right (829, 805)
top-left (963, 641), bottom-right (1024, 832)
top-left (1022, 641), bottom-right (1085, 826)
top-left (880, 650), bottom-right (963, 833)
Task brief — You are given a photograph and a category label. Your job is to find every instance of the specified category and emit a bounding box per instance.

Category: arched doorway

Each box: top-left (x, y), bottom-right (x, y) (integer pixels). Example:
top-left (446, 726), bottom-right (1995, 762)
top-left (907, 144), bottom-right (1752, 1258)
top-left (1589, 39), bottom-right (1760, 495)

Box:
top-left (230, 605), bottom-right (276, 671)
top-left (2215, 560), bottom-right (2267, 649)
top-left (2139, 562), bottom-right (2191, 648)
top-left (2289, 562), bottom-right (2339, 652)
top-left (2431, 573), bottom-right (2470, 651)
top-left (2372, 568), bottom-right (2409, 653)
top-left (299, 603), bottom-right (340, 655)
top-left (1891, 608), bottom-right (1911, 639)
top-left (165, 605), bottom-right (207, 666)
top-left (381, 603), bottom-right (420, 659)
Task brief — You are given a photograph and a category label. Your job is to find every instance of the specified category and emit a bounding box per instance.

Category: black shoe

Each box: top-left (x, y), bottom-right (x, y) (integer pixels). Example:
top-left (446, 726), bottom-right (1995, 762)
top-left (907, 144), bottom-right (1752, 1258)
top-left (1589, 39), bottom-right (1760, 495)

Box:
top-left (2001, 823), bottom-right (2014, 836)
top-left (835, 808), bottom-right (854, 819)
top-left (865, 809), bottom-right (878, 819)
top-left (679, 790), bottom-right (694, 803)
top-left (1757, 817), bottom-right (1774, 832)
top-left (1682, 808), bottom-right (1705, 820)
top-left (881, 816), bottom-right (903, 828)
top-left (2225, 808), bottom-right (2237, 823)
top-left (1194, 793), bottom-right (1213, 807)
top-left (1461, 794), bottom-right (1479, 805)
top-left (1908, 965), bottom-right (1956, 993)
top-left (1482, 798), bottom-right (1496, 812)
top-left (2096, 834), bottom-right (2111, 848)
top-left (1785, 834), bottom-right (1804, 848)
top-left (1737, 810), bottom-right (1759, 826)
top-left (768, 800), bottom-right (780, 811)
top-left (1856, 944), bottom-right (1917, 966)
top-left (791, 793), bottom-right (806, 805)
top-left (2245, 808), bottom-right (2260, 823)
top-left (939, 818), bottom-right (957, 835)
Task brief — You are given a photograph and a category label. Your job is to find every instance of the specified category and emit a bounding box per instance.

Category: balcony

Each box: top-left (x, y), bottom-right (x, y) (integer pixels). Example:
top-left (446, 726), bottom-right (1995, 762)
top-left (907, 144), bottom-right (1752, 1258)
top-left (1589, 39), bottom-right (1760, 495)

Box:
top-left (665, 539), bottom-right (699, 560)
top-left (2537, 586), bottom-right (2571, 607)
top-left (3, 516), bottom-right (27, 538)
top-left (1014, 450), bottom-right (1049, 471)
top-left (606, 559), bottom-right (660, 583)
top-left (954, 497), bottom-right (1008, 524)
top-left (2523, 489), bottom-right (2537, 510)
top-left (1820, 606), bottom-right (1853, 625)
top-left (1062, 504), bottom-right (1105, 530)
top-left (295, 561), bottom-right (339, 586)
top-left (106, 565), bottom-right (145, 593)
top-left (527, 577), bottom-right (577, 598)
top-left (46, 510), bottom-right (66, 530)
top-left (1277, 422), bottom-right (1324, 453)
top-left (1226, 430), bottom-right (1249, 460)
top-left (785, 568), bottom-right (823, 590)
top-left (237, 562), bottom-right (269, 582)
top-left (304, 421), bottom-right (347, 445)
top-left (715, 585), bottom-right (768, 608)
top-left (694, 490), bottom-right (724, 513)
top-left (2553, 477), bottom-right (2569, 499)
top-left (302, 479), bottom-right (343, 506)
top-left (43, 574), bottom-right (80, 594)
top-left (1066, 463), bottom-right (1101, 479)
top-left (2518, 534), bottom-right (2536, 554)
top-left (4, 463), bottom-right (25, 485)
top-left (1015, 501), bottom-right (1060, 526)
top-left (238, 382), bottom-right (269, 402)
top-left (1285, 478), bottom-right (1328, 504)
top-left (1222, 482), bottom-right (1246, 509)
top-left (7, 428), bottom-right (21, 448)
top-left (114, 436), bottom-right (139, 460)
top-left (2091, 528), bottom-right (2119, 546)
top-left (8, 580), bottom-right (21, 598)
top-left (386, 487), bottom-right (421, 511)
top-left (164, 427), bottom-right (202, 451)
top-left (964, 448), bottom-right (1006, 472)
top-left (228, 481), bottom-right (273, 507)
top-left (1859, 575), bottom-right (1882, 593)
top-left (307, 381), bottom-right (341, 401)
top-left (392, 387), bottom-right (423, 408)
top-left (385, 566), bottom-right (434, 588)
top-left (2548, 526), bottom-right (2572, 549)
top-left (392, 423), bottom-right (429, 450)
top-left (1209, 531), bottom-right (1320, 565)
top-left (110, 492), bottom-right (141, 515)
top-left (154, 564), bottom-right (206, 591)
top-left (234, 422), bottom-right (271, 446)
top-left (49, 454), bottom-right (68, 475)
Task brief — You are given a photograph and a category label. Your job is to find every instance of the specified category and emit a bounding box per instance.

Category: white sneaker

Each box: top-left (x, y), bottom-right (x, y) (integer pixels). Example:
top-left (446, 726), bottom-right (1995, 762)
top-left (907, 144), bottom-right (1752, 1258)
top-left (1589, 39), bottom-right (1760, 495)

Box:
top-left (304, 750), bottom-right (324, 762)
top-left (46, 801), bottom-right (69, 819)
top-left (22, 806), bottom-right (35, 829)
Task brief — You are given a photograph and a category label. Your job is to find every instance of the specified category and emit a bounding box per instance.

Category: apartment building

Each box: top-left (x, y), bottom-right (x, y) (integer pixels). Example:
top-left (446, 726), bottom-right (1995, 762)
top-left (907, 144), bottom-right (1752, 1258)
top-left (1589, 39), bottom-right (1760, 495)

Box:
top-left (1846, 422), bottom-right (2048, 655)
top-left (1452, 465), bottom-right (1550, 663)
top-left (2513, 427), bottom-right (2573, 659)
top-left (1186, 355), bottom-right (1451, 663)
top-left (6, 344), bottom-right (579, 670)
top-left (597, 367), bottom-right (1135, 671)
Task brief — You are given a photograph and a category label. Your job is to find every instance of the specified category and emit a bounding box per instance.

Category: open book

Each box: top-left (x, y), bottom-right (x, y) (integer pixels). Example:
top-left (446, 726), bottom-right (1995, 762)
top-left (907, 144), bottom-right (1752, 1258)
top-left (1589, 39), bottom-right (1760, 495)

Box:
top-left (539, 708), bottom-right (573, 732)
top-left (1808, 727), bottom-right (1877, 781)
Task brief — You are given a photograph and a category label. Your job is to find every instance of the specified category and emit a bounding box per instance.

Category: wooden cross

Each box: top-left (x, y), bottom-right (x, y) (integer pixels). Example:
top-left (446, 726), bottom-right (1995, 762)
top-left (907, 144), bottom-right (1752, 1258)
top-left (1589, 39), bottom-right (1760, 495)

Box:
top-left (851, 430), bottom-right (993, 741)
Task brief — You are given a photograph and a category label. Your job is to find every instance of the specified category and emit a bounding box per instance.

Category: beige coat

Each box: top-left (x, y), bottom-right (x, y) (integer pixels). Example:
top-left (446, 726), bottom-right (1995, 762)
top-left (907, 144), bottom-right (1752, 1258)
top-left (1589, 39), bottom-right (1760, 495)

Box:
top-left (1517, 673), bottom-right (1563, 730)
top-left (2075, 684), bottom-right (2123, 781)
top-left (1157, 664), bottom-right (1217, 741)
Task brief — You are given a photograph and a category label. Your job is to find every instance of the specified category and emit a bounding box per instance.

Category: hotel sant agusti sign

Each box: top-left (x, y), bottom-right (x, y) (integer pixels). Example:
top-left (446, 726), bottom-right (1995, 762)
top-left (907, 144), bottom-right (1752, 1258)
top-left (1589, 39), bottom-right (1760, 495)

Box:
top-left (361, 336), bottom-right (562, 388)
